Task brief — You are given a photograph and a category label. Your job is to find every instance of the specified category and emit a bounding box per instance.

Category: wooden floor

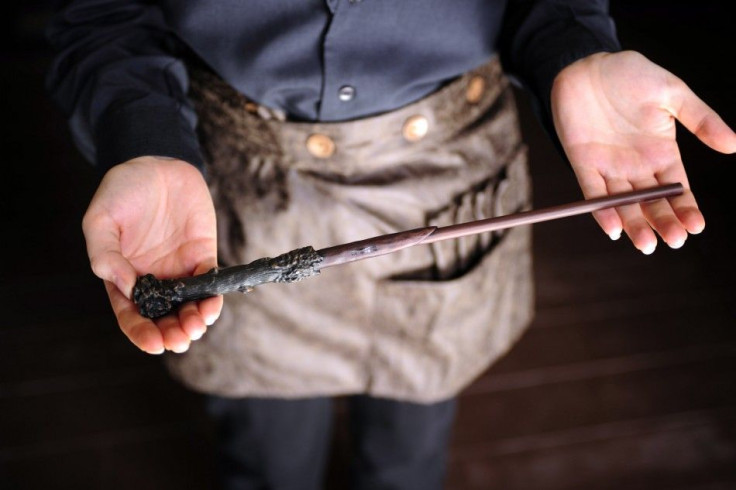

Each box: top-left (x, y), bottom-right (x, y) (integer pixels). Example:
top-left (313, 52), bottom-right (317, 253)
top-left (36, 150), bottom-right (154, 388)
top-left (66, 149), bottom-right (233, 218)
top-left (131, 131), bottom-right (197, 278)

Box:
top-left (2, 2), bottom-right (735, 489)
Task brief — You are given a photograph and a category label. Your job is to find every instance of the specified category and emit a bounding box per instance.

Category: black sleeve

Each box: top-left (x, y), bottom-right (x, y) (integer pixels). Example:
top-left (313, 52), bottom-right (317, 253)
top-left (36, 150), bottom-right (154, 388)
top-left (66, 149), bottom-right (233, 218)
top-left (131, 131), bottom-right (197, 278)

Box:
top-left (498, 0), bottom-right (621, 143)
top-left (45, 0), bottom-right (204, 173)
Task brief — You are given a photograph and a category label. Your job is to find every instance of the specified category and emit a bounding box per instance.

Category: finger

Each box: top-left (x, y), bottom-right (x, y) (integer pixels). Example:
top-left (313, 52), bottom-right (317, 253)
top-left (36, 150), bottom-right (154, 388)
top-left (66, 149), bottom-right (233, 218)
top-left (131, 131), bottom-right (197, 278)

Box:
top-left (104, 281), bottom-right (164, 354)
top-left (157, 314), bottom-right (192, 353)
top-left (656, 167), bottom-right (705, 235)
top-left (157, 260), bottom-right (220, 347)
top-left (83, 213), bottom-right (137, 298)
top-left (632, 178), bottom-right (688, 249)
top-left (199, 295), bottom-right (224, 327)
top-left (670, 81), bottom-right (736, 154)
top-left (607, 179), bottom-right (658, 254)
top-left (573, 165), bottom-right (623, 240)
top-left (178, 301), bottom-right (207, 341)
top-left (192, 262), bottom-right (223, 327)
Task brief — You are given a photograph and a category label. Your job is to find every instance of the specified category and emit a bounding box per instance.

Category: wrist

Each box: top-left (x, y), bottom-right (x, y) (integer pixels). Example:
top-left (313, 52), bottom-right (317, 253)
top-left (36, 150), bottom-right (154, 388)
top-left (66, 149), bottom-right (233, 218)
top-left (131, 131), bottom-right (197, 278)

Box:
top-left (552, 51), bottom-right (610, 94)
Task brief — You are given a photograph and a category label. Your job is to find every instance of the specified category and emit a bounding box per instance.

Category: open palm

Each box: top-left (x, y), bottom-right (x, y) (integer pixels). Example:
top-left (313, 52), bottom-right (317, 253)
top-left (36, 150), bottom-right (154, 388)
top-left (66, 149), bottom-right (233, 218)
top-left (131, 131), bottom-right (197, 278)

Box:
top-left (552, 51), bottom-right (736, 253)
top-left (83, 157), bottom-right (222, 353)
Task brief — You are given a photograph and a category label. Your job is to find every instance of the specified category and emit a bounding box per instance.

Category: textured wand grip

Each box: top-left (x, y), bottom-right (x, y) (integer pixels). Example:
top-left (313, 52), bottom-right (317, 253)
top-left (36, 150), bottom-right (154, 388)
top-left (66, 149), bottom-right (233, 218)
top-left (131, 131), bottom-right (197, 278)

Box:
top-left (132, 246), bottom-right (323, 319)
top-left (132, 274), bottom-right (189, 320)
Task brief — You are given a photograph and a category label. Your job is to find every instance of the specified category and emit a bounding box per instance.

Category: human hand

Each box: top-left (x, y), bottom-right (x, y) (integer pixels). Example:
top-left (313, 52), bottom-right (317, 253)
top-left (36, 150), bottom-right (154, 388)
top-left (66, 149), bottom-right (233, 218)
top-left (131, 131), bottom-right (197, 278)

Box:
top-left (551, 50), bottom-right (736, 253)
top-left (82, 156), bottom-right (222, 354)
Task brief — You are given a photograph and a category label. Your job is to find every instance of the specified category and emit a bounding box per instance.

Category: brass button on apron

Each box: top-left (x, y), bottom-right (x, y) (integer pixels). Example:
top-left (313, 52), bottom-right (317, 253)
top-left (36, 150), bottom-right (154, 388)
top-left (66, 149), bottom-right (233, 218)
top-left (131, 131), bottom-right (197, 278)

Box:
top-left (306, 133), bottom-right (336, 158)
top-left (466, 75), bottom-right (486, 104)
top-left (402, 115), bottom-right (429, 142)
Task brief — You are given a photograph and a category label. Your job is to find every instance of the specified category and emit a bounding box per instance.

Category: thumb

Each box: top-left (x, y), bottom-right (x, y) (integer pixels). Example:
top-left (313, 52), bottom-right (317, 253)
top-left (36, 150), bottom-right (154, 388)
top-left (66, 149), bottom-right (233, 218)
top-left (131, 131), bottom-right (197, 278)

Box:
top-left (82, 214), bottom-right (138, 298)
top-left (670, 80), bottom-right (736, 154)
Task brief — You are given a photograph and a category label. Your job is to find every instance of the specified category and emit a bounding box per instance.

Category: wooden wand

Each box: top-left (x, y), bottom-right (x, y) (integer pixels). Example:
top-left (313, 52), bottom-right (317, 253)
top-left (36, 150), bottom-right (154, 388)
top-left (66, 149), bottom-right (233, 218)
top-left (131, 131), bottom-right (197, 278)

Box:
top-left (133, 183), bottom-right (683, 319)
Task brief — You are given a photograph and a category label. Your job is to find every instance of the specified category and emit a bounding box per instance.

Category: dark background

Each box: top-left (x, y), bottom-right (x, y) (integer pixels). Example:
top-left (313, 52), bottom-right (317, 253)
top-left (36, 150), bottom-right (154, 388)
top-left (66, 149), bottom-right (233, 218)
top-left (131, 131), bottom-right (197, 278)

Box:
top-left (1, 1), bottom-right (735, 489)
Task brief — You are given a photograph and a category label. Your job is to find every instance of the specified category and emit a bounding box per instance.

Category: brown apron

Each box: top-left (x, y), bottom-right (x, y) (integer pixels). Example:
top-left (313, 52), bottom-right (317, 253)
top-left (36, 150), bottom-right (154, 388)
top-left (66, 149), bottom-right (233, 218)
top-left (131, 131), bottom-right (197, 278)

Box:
top-left (165, 56), bottom-right (535, 403)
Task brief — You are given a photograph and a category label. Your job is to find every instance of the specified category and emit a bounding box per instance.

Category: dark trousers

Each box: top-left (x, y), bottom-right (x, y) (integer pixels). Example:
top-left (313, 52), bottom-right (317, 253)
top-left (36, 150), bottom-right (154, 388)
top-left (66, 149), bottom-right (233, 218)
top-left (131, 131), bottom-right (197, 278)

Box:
top-left (205, 395), bottom-right (457, 490)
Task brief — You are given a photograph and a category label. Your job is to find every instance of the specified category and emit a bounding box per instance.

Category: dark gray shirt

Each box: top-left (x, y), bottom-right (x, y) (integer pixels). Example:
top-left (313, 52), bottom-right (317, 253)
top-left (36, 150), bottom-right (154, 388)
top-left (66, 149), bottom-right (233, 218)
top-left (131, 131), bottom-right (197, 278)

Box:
top-left (46, 0), bottom-right (620, 171)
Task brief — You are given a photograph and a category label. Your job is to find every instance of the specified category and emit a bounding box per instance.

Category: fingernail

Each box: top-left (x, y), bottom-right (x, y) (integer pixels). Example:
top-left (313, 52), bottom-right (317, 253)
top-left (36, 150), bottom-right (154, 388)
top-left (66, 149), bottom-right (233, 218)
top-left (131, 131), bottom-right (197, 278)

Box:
top-left (669, 237), bottom-right (686, 249)
top-left (641, 243), bottom-right (656, 255)
top-left (190, 327), bottom-right (206, 341)
top-left (147, 347), bottom-right (165, 355)
top-left (113, 276), bottom-right (131, 299)
top-left (171, 344), bottom-right (190, 354)
top-left (205, 314), bottom-right (218, 326)
top-left (608, 229), bottom-right (622, 241)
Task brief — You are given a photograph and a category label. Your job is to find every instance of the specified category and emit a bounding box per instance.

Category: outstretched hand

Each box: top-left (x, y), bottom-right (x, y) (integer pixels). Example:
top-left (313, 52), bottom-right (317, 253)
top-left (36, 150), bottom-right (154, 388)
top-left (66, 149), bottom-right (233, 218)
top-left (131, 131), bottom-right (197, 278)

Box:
top-left (82, 156), bottom-right (222, 354)
top-left (551, 50), bottom-right (736, 253)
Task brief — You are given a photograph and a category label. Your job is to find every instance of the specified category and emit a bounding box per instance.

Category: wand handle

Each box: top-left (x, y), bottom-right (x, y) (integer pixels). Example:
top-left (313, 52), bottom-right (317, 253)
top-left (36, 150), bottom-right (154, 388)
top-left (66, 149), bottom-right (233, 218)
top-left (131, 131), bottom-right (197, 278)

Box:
top-left (133, 247), bottom-right (323, 319)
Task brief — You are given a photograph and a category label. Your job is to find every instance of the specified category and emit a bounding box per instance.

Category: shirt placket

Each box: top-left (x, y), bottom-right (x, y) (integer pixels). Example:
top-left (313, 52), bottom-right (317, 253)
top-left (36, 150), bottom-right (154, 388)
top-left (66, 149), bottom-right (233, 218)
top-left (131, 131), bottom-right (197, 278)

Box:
top-left (319, 0), bottom-right (361, 121)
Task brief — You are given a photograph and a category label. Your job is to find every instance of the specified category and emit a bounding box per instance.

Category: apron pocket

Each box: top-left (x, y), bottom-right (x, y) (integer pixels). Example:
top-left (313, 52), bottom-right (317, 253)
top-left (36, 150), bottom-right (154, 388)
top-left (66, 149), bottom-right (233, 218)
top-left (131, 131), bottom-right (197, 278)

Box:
top-left (374, 145), bottom-right (531, 340)
top-left (392, 144), bottom-right (530, 282)
top-left (370, 224), bottom-right (533, 399)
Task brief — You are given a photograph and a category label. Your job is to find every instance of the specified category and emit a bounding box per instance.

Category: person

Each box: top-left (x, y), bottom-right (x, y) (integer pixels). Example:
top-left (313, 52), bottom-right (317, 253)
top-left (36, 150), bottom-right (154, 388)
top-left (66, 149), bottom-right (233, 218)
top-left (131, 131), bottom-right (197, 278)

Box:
top-left (46, 1), bottom-right (736, 489)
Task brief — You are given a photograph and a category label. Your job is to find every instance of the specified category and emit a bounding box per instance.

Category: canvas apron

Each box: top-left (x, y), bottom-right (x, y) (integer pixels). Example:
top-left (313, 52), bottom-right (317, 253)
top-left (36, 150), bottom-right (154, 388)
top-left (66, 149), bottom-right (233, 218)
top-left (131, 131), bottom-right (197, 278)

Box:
top-left (166, 56), bottom-right (535, 403)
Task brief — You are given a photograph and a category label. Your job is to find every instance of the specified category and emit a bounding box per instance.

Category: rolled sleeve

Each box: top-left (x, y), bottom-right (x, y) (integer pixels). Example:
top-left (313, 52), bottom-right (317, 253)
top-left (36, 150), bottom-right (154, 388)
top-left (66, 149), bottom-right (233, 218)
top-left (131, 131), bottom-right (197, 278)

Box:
top-left (46, 1), bottom-right (204, 173)
top-left (499, 0), bottom-right (621, 145)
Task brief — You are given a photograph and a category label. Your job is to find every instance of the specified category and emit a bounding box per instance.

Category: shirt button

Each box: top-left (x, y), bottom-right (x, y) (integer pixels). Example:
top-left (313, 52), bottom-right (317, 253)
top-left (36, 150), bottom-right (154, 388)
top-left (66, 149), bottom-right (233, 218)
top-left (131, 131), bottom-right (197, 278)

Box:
top-left (466, 76), bottom-right (486, 104)
top-left (338, 85), bottom-right (356, 102)
top-left (402, 115), bottom-right (429, 142)
top-left (306, 133), bottom-right (336, 158)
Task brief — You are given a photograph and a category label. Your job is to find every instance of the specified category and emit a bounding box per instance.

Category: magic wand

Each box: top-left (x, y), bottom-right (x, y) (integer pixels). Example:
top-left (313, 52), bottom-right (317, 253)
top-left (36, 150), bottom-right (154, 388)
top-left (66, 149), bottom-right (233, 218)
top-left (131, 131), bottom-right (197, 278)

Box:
top-left (133, 183), bottom-right (683, 319)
